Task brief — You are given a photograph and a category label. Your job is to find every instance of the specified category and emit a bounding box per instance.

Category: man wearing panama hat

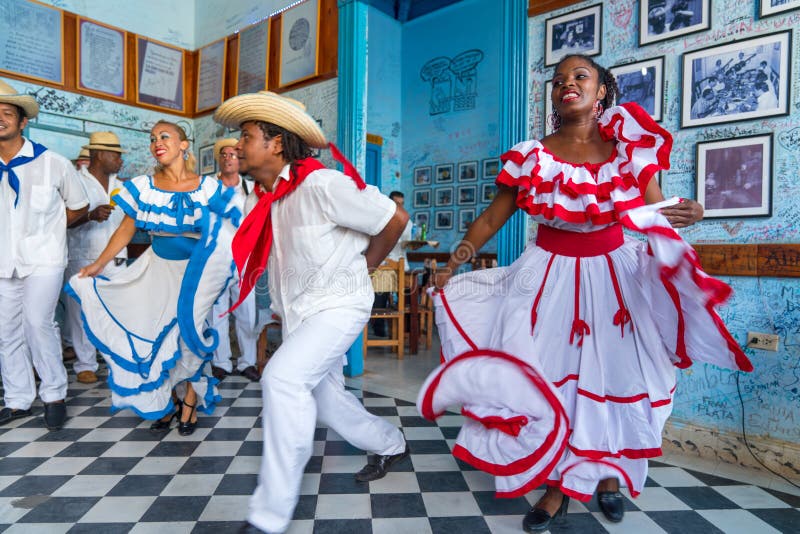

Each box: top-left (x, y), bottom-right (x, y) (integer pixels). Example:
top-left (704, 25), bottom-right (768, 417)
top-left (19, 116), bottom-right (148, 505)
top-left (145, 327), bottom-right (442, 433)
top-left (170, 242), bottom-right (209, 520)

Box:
top-left (0, 80), bottom-right (89, 431)
top-left (63, 131), bottom-right (128, 384)
top-left (214, 91), bottom-right (410, 534)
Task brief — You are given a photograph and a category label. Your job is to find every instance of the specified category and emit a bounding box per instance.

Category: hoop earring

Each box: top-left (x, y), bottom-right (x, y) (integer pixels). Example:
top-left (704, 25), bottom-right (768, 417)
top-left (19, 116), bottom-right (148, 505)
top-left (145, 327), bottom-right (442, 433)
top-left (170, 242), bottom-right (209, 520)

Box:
top-left (594, 101), bottom-right (604, 120)
top-left (548, 109), bottom-right (561, 131)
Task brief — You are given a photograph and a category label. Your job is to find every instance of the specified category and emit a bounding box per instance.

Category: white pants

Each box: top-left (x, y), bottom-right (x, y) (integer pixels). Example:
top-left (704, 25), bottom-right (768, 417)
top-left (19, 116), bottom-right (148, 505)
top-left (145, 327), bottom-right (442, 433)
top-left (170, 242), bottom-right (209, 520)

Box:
top-left (209, 278), bottom-right (259, 372)
top-left (249, 308), bottom-right (406, 533)
top-left (0, 271), bottom-right (69, 408)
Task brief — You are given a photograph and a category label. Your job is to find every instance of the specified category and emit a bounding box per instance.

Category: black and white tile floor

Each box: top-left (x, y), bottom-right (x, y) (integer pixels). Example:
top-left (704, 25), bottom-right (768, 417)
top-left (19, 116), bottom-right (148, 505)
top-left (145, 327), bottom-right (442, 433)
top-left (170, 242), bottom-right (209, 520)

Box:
top-left (0, 367), bottom-right (798, 533)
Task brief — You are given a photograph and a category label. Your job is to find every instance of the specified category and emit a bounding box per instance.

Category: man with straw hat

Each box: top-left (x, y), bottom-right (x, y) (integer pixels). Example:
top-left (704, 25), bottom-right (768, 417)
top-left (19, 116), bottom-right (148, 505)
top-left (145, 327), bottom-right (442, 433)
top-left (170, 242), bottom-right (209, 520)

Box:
top-left (63, 131), bottom-right (128, 384)
top-left (214, 91), bottom-right (409, 534)
top-left (73, 147), bottom-right (90, 171)
top-left (208, 137), bottom-right (260, 383)
top-left (0, 80), bottom-right (88, 431)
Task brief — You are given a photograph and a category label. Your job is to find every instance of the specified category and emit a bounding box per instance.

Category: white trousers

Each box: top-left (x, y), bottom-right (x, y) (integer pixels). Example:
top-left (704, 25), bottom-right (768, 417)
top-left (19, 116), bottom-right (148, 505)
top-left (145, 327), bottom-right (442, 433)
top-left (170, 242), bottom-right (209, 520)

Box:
top-left (209, 278), bottom-right (259, 372)
top-left (0, 271), bottom-right (69, 408)
top-left (249, 308), bottom-right (406, 533)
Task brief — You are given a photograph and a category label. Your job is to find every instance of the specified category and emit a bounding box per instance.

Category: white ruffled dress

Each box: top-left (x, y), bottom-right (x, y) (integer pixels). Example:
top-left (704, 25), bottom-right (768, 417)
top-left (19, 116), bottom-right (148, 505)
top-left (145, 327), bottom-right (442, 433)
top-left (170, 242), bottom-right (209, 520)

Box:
top-left (418, 103), bottom-right (752, 501)
top-left (66, 175), bottom-right (241, 419)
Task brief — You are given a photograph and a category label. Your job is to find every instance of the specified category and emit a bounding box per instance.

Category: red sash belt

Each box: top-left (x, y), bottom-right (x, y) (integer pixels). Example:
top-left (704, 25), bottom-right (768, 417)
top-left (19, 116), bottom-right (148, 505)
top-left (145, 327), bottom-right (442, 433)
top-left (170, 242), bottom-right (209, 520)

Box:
top-left (536, 224), bottom-right (623, 257)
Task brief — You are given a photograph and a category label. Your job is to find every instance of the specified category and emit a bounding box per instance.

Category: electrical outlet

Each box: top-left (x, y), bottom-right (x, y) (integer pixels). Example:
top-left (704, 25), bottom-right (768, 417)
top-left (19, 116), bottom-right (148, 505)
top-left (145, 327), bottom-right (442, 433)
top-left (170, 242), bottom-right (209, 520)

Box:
top-left (747, 332), bottom-right (779, 351)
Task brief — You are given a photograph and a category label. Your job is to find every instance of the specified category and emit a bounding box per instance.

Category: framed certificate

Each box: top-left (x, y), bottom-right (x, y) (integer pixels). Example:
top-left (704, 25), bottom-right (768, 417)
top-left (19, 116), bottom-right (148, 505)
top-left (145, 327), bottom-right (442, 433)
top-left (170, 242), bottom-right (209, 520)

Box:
top-left (279, 0), bottom-right (320, 87)
top-left (0, 0), bottom-right (64, 85)
top-left (236, 20), bottom-right (269, 95)
top-left (196, 38), bottom-right (226, 112)
top-left (136, 36), bottom-right (185, 112)
top-left (77, 18), bottom-right (126, 99)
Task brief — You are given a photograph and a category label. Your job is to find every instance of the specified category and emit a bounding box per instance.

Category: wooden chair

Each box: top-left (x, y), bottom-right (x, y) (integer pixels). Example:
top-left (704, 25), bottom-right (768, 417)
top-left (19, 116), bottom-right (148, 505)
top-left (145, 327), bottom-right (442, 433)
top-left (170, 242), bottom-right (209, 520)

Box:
top-left (363, 258), bottom-right (405, 359)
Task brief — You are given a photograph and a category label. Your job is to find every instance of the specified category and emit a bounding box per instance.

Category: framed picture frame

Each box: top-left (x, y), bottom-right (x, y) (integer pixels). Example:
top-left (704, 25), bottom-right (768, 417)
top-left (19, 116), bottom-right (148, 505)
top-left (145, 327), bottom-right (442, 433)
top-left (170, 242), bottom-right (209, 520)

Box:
top-left (457, 185), bottom-right (477, 205)
top-left (543, 80), bottom-right (554, 136)
top-left (639, 0), bottom-right (711, 46)
top-left (482, 158), bottom-right (500, 180)
top-left (135, 36), bottom-right (185, 112)
top-left (414, 211), bottom-right (429, 229)
top-left (544, 4), bottom-right (602, 67)
top-left (199, 145), bottom-right (216, 175)
top-left (435, 210), bottom-right (454, 230)
top-left (610, 57), bottom-right (664, 121)
top-left (77, 17), bottom-right (126, 99)
top-left (413, 189), bottom-right (431, 208)
top-left (0, 0), bottom-right (64, 86)
top-left (196, 38), bottom-right (226, 113)
top-left (696, 134), bottom-right (772, 219)
top-left (481, 183), bottom-right (498, 203)
top-left (458, 208), bottom-right (476, 232)
top-left (680, 31), bottom-right (791, 128)
top-left (236, 20), bottom-right (269, 95)
top-left (758, 0), bottom-right (800, 18)
top-left (458, 161), bottom-right (478, 182)
top-left (279, 0), bottom-right (320, 87)
top-left (414, 166), bottom-right (432, 186)
top-left (435, 187), bottom-right (454, 207)
top-left (435, 163), bottom-right (454, 184)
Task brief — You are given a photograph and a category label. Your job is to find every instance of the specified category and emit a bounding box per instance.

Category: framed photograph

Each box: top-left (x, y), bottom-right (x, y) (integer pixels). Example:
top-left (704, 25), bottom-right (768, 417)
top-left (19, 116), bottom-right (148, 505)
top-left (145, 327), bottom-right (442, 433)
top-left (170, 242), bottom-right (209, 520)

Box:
top-left (413, 189), bottom-right (431, 208)
top-left (681, 31), bottom-right (791, 128)
top-left (759, 0), bottom-right (800, 18)
top-left (458, 209), bottom-right (476, 232)
top-left (279, 0), bottom-right (320, 87)
top-left (77, 18), bottom-right (126, 99)
top-left (435, 187), bottom-right (454, 207)
top-left (199, 145), bottom-right (216, 175)
top-left (196, 38), bottom-right (226, 112)
top-left (457, 185), bottom-right (477, 205)
top-left (414, 211), bottom-right (429, 229)
top-left (414, 166), bottom-right (432, 186)
top-left (435, 210), bottom-right (454, 230)
top-left (136, 36), bottom-right (185, 112)
top-left (696, 134), bottom-right (772, 218)
top-left (482, 183), bottom-right (498, 203)
top-left (458, 161), bottom-right (478, 182)
top-left (435, 163), bottom-right (454, 184)
top-left (0, 0), bottom-right (64, 85)
top-left (610, 57), bottom-right (664, 121)
top-left (544, 4), bottom-right (602, 66)
top-left (639, 0), bottom-right (710, 46)
top-left (482, 158), bottom-right (500, 180)
top-left (543, 80), bottom-right (555, 136)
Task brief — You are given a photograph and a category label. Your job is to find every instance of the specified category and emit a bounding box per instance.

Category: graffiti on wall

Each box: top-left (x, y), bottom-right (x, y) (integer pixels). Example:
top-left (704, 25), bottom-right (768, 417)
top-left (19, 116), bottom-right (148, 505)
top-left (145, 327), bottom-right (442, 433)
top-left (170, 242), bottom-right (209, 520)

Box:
top-left (420, 49), bottom-right (484, 116)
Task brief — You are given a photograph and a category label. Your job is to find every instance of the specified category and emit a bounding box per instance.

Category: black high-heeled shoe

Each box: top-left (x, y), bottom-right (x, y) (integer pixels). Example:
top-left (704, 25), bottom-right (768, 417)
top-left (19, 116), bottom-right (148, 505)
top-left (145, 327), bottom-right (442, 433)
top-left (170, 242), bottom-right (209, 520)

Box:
top-left (597, 490), bottom-right (625, 522)
top-left (177, 401), bottom-right (198, 436)
top-left (522, 494), bottom-right (570, 532)
top-left (149, 401), bottom-right (182, 433)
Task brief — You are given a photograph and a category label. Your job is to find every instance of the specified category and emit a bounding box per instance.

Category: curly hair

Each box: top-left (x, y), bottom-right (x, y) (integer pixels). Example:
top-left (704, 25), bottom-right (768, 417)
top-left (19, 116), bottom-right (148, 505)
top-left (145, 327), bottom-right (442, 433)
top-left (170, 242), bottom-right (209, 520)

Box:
top-left (553, 54), bottom-right (619, 110)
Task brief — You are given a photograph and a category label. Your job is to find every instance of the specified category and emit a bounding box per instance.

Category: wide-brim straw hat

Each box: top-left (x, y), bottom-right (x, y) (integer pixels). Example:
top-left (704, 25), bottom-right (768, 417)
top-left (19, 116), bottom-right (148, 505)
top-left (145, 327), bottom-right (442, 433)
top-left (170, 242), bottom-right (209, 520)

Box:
top-left (0, 80), bottom-right (39, 119)
top-left (213, 91), bottom-right (327, 149)
top-left (82, 131), bottom-right (127, 153)
top-left (77, 148), bottom-right (90, 159)
top-left (214, 138), bottom-right (238, 162)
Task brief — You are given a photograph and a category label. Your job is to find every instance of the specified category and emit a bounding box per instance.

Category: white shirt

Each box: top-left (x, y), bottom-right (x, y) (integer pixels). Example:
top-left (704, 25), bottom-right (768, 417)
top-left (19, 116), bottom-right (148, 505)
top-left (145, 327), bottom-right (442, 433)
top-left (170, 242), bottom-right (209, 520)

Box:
top-left (217, 173), bottom-right (249, 213)
top-left (67, 167), bottom-right (127, 262)
top-left (262, 165), bottom-right (396, 333)
top-left (386, 220), bottom-right (412, 271)
top-left (0, 138), bottom-right (88, 277)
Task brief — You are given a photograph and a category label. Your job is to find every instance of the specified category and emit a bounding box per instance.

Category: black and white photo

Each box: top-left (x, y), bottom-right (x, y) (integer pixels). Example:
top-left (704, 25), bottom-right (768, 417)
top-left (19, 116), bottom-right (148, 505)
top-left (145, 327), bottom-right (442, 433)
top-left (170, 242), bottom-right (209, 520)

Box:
top-left (414, 189), bottom-right (431, 208)
top-left (199, 145), bottom-right (215, 175)
top-left (414, 165), bottom-right (432, 186)
top-left (435, 210), bottom-right (453, 230)
top-left (458, 161), bottom-right (478, 182)
top-left (435, 187), bottom-right (454, 207)
top-left (545, 4), bottom-right (602, 66)
top-left (435, 163), bottom-right (454, 184)
top-left (759, 0), bottom-right (800, 18)
top-left (457, 185), bottom-right (477, 205)
top-left (639, 0), bottom-right (710, 46)
top-left (696, 134), bottom-right (772, 218)
top-left (610, 57), bottom-right (664, 121)
top-left (681, 31), bottom-right (791, 127)
top-left (458, 209), bottom-right (475, 232)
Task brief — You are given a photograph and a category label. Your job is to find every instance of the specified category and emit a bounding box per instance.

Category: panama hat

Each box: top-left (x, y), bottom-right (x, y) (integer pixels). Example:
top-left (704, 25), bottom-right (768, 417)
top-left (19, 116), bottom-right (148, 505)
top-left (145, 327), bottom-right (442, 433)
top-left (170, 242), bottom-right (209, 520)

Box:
top-left (0, 80), bottom-right (39, 119)
top-left (213, 91), bottom-right (327, 149)
top-left (82, 131), bottom-right (126, 153)
top-left (213, 138), bottom-right (238, 162)
top-left (77, 148), bottom-right (90, 159)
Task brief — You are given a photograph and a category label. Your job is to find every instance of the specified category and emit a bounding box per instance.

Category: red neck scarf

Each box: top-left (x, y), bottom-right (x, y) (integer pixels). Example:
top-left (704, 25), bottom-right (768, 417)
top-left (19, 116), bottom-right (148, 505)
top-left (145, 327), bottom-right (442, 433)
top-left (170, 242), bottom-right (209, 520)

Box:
top-left (227, 143), bottom-right (366, 313)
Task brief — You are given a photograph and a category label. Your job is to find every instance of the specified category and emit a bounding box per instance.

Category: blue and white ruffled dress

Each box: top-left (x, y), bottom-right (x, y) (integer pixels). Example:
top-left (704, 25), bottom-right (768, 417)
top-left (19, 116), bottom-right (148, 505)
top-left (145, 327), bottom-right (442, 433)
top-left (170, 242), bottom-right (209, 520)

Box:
top-left (66, 175), bottom-right (241, 419)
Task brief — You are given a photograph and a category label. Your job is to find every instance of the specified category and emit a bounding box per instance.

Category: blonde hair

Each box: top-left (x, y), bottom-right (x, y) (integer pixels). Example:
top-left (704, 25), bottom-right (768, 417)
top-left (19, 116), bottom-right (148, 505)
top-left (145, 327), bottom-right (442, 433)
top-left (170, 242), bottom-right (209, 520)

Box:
top-left (152, 120), bottom-right (196, 173)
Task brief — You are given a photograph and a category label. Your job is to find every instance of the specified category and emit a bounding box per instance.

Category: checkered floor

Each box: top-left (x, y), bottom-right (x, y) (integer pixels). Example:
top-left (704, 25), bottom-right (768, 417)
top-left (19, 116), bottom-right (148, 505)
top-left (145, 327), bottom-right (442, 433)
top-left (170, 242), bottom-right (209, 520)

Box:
top-left (0, 367), bottom-right (798, 533)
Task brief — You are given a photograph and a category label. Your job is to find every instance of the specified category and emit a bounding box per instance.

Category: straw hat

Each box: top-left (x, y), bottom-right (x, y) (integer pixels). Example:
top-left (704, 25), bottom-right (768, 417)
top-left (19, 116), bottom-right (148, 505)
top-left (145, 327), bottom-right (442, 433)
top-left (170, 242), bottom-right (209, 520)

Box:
top-left (213, 138), bottom-right (238, 162)
top-left (213, 91), bottom-right (327, 149)
top-left (0, 80), bottom-right (39, 119)
top-left (77, 148), bottom-right (90, 159)
top-left (82, 131), bottom-right (126, 153)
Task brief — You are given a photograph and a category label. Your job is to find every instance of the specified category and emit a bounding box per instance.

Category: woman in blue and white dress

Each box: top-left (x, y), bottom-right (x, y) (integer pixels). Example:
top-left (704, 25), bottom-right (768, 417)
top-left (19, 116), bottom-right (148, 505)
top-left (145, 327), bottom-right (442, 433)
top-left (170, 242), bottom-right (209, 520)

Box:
top-left (66, 120), bottom-right (240, 435)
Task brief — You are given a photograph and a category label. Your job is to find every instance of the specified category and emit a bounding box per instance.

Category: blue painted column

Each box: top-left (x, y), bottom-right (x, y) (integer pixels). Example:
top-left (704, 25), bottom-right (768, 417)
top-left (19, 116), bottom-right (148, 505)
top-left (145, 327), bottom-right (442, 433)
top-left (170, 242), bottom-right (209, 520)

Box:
top-left (338, 0), bottom-right (369, 377)
top-left (496, 0), bottom-right (529, 267)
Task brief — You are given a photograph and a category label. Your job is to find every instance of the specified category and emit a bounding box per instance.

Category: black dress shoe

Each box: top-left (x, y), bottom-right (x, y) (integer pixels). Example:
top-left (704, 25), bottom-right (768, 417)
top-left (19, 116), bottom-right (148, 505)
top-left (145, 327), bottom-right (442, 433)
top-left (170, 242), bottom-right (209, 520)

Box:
top-left (43, 401), bottom-right (67, 431)
top-left (598, 490), bottom-right (625, 522)
top-left (211, 366), bottom-right (230, 381)
top-left (522, 495), bottom-right (570, 532)
top-left (0, 407), bottom-right (33, 426)
top-left (355, 444), bottom-right (410, 482)
top-left (240, 366), bottom-right (260, 382)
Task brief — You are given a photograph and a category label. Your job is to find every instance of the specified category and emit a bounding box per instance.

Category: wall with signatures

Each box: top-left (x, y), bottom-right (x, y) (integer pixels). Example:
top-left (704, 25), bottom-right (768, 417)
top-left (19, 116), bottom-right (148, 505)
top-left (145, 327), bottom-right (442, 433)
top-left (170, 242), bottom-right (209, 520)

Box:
top-left (529, 0), bottom-right (800, 455)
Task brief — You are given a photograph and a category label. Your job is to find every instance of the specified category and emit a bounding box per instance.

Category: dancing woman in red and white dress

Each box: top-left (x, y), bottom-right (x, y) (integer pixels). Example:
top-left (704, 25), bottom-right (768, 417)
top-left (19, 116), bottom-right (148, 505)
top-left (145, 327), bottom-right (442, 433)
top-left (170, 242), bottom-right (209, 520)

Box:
top-left (418, 55), bottom-right (753, 532)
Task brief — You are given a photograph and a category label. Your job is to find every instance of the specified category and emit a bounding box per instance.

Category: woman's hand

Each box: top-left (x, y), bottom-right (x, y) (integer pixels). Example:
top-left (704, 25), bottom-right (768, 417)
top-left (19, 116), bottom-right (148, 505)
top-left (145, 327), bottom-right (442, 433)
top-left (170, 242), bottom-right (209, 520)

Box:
top-left (660, 199), bottom-right (704, 228)
top-left (78, 262), bottom-right (106, 278)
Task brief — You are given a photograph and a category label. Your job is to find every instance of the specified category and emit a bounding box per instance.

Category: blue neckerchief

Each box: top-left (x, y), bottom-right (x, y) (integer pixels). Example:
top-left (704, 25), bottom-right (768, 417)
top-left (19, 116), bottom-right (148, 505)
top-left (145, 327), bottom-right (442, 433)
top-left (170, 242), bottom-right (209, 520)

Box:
top-left (0, 140), bottom-right (48, 208)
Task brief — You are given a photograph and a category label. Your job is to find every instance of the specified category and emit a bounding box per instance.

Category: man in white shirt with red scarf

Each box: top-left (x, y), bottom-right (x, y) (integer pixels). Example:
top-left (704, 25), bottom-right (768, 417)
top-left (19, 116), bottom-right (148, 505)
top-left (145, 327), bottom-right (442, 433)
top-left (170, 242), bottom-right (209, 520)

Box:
top-left (214, 91), bottom-right (409, 534)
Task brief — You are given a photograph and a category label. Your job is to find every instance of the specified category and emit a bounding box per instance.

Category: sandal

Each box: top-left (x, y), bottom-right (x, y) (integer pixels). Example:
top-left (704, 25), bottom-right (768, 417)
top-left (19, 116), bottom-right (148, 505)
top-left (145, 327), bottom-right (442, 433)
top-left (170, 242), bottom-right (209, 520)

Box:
top-left (177, 401), bottom-right (198, 436)
top-left (149, 400), bottom-right (182, 433)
